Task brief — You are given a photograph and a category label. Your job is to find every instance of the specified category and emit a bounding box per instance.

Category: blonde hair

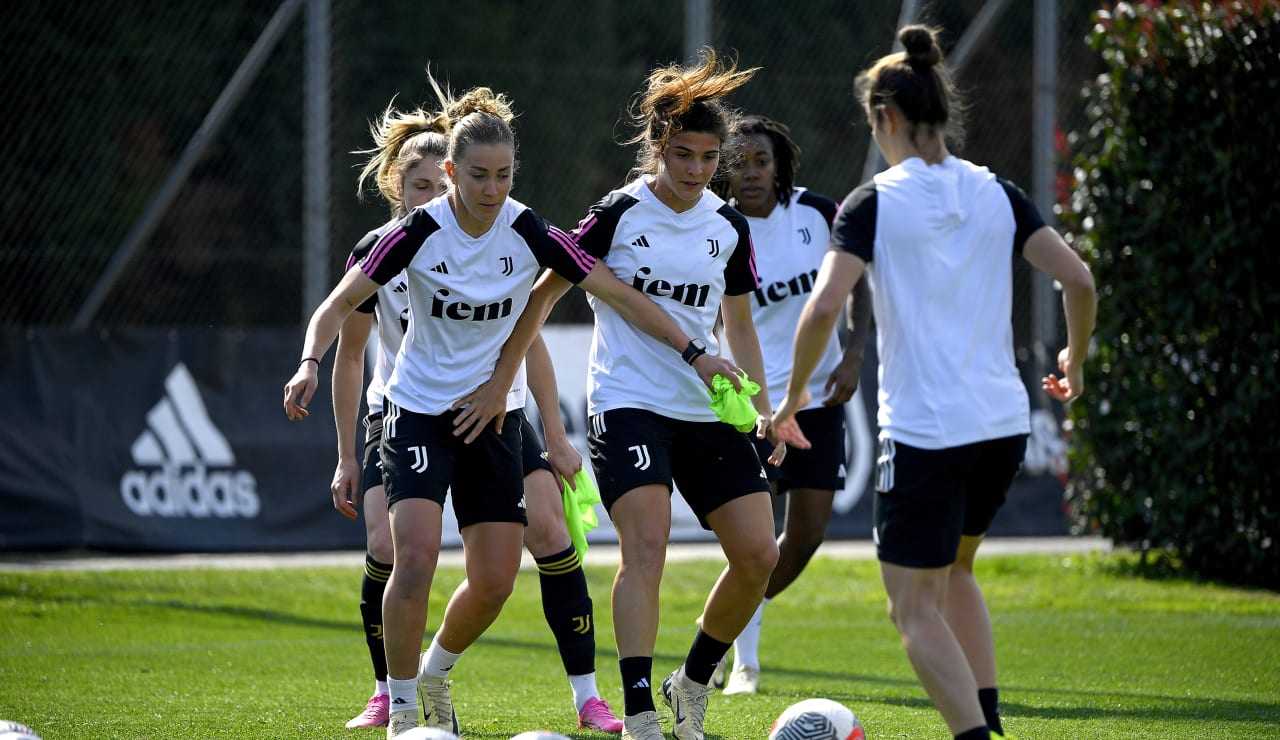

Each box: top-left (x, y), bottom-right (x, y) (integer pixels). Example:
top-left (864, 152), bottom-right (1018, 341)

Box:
top-left (355, 95), bottom-right (450, 218)
top-left (625, 48), bottom-right (758, 179)
top-left (433, 79), bottom-right (518, 167)
top-left (855, 25), bottom-right (966, 149)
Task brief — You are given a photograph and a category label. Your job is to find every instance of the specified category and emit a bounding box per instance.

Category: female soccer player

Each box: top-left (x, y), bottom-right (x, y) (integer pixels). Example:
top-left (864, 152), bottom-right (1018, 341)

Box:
top-left (328, 99), bottom-right (621, 733)
top-left (466, 49), bottom-right (784, 740)
top-left (772, 26), bottom-right (1097, 740)
top-left (706, 114), bottom-right (872, 696)
top-left (283, 75), bottom-right (727, 739)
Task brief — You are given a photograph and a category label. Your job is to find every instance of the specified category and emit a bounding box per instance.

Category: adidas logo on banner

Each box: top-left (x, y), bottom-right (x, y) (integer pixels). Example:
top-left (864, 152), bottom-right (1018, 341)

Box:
top-left (120, 363), bottom-right (260, 518)
top-left (632, 235), bottom-right (651, 248)
top-left (429, 261), bottom-right (449, 274)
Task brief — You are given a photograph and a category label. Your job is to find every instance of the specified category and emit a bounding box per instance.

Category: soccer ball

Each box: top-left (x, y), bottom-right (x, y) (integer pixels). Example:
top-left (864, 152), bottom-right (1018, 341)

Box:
top-left (0, 720), bottom-right (40, 740)
top-left (394, 729), bottom-right (458, 740)
top-left (768, 698), bottom-right (865, 740)
top-left (509, 733), bottom-right (572, 740)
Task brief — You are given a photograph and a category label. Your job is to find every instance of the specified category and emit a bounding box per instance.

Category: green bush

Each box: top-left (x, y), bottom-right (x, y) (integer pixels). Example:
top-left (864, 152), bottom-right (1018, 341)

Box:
top-left (1061, 1), bottom-right (1279, 589)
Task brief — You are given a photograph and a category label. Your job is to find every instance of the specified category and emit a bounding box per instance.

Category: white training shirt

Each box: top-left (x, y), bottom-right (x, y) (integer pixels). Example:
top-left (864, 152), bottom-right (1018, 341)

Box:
top-left (359, 195), bottom-right (593, 416)
top-left (571, 177), bottom-right (759, 421)
top-left (348, 219), bottom-right (410, 413)
top-left (830, 156), bottom-right (1047, 449)
top-left (734, 188), bottom-right (844, 412)
top-left (349, 211), bottom-right (528, 415)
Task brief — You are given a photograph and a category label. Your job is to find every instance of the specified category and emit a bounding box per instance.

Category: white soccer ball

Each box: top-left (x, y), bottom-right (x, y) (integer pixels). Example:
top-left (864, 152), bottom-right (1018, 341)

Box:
top-left (509, 732), bottom-right (572, 740)
top-left (394, 729), bottom-right (458, 740)
top-left (768, 698), bottom-right (866, 740)
top-left (0, 720), bottom-right (40, 740)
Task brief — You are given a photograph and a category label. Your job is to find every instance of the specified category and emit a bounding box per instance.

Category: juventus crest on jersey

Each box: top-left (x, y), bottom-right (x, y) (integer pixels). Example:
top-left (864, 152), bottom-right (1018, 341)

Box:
top-left (572, 177), bottom-right (759, 421)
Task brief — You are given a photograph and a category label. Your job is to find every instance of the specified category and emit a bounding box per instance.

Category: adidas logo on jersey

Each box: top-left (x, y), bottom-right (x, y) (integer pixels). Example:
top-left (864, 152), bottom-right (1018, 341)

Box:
top-left (393, 280), bottom-right (409, 293)
top-left (632, 235), bottom-right (651, 248)
top-left (120, 363), bottom-right (260, 518)
top-left (430, 261), bottom-right (449, 274)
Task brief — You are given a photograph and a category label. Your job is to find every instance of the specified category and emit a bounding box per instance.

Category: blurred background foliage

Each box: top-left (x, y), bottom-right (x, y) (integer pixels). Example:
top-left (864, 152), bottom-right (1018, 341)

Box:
top-left (1062, 1), bottom-right (1278, 589)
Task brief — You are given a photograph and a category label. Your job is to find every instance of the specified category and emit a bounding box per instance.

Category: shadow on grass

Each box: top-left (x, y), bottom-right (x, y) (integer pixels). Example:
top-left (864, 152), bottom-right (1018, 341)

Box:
top-left (738, 662), bottom-right (1280, 729)
top-left (1, 585), bottom-right (357, 633)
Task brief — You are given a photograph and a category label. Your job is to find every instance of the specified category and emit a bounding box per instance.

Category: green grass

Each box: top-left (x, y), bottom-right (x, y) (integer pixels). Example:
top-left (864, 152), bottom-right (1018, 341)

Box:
top-left (2, 552), bottom-right (1278, 739)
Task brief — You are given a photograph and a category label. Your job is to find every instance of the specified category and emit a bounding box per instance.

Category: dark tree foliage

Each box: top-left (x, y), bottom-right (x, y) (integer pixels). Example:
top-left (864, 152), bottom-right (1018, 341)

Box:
top-left (1061, 1), bottom-right (1279, 589)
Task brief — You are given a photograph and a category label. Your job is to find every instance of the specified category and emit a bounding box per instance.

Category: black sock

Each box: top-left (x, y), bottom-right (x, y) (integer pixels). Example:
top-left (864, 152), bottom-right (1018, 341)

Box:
top-left (535, 545), bottom-right (595, 676)
top-left (360, 554), bottom-right (392, 682)
top-left (979, 687), bottom-right (1003, 735)
top-left (682, 628), bottom-right (731, 686)
top-left (619, 656), bottom-right (655, 715)
top-left (955, 727), bottom-right (991, 740)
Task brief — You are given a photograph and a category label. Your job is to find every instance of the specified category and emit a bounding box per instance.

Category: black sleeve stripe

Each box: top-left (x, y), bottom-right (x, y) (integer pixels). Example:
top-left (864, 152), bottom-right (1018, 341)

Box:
top-left (359, 209), bottom-right (441, 285)
top-left (513, 208), bottom-right (594, 284)
top-left (347, 228), bottom-right (382, 314)
top-left (571, 192), bottom-right (638, 259)
top-left (796, 190), bottom-right (839, 229)
top-left (719, 204), bottom-right (760, 296)
top-left (830, 182), bottom-right (877, 263)
top-left (997, 177), bottom-right (1047, 255)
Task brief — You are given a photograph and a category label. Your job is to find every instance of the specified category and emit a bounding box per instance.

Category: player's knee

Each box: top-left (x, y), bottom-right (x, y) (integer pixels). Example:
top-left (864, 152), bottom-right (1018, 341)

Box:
top-left (523, 517), bottom-right (570, 558)
top-left (732, 538), bottom-right (779, 583)
top-left (367, 529), bottom-right (394, 563)
top-left (392, 542), bottom-right (439, 580)
top-left (469, 570), bottom-right (517, 607)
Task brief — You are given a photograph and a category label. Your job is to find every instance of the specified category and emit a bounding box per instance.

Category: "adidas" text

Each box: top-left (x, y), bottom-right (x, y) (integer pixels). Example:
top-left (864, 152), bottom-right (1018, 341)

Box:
top-left (121, 464), bottom-right (260, 518)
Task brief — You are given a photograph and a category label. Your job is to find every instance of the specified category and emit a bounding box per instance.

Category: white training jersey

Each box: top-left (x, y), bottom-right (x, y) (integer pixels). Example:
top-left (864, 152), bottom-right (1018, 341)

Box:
top-left (830, 156), bottom-right (1047, 449)
top-left (348, 219), bottom-right (410, 413)
top-left (348, 211), bottom-right (528, 415)
top-left (735, 188), bottom-right (844, 411)
top-left (571, 176), bottom-right (758, 421)
top-left (358, 195), bottom-right (593, 416)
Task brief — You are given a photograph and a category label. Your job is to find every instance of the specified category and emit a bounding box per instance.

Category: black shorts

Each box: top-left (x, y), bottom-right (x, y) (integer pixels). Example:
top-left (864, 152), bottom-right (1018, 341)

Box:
top-left (751, 404), bottom-right (846, 492)
top-left (587, 407), bottom-right (770, 530)
top-left (361, 411), bottom-right (385, 494)
top-left (519, 414), bottom-right (553, 477)
top-left (872, 434), bottom-right (1028, 569)
top-left (380, 400), bottom-right (528, 528)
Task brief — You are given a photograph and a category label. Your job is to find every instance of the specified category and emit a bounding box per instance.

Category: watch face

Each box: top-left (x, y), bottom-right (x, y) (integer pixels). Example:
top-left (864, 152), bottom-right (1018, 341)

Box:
top-left (692, 338), bottom-right (706, 351)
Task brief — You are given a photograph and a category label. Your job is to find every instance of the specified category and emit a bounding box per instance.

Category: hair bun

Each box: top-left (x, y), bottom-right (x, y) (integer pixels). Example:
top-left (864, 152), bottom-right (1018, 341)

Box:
top-left (899, 25), bottom-right (941, 67)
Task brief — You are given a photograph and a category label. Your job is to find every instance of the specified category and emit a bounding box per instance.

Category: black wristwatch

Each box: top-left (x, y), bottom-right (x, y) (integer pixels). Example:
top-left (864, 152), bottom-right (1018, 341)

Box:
top-left (681, 338), bottom-right (708, 365)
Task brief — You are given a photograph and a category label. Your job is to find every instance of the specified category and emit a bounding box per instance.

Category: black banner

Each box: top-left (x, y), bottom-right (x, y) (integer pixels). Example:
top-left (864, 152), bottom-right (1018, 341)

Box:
top-left (1, 327), bottom-right (1068, 553)
top-left (0, 328), bottom-right (363, 552)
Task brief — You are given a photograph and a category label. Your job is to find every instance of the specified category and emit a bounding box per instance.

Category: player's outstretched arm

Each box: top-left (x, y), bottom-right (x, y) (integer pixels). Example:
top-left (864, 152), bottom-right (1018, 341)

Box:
top-left (283, 267), bottom-right (379, 421)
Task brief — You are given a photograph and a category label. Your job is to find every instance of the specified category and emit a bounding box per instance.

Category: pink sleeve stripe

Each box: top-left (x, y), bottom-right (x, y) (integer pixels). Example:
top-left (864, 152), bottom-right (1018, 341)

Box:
top-left (361, 228), bottom-right (407, 276)
top-left (344, 252), bottom-right (358, 271)
top-left (572, 213), bottom-right (599, 238)
top-left (747, 235), bottom-right (760, 285)
top-left (549, 226), bottom-right (596, 274)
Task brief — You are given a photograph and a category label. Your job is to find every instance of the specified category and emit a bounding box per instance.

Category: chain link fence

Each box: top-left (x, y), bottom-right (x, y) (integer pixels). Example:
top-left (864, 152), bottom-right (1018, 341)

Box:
top-left (2, 0), bottom-right (1101, 353)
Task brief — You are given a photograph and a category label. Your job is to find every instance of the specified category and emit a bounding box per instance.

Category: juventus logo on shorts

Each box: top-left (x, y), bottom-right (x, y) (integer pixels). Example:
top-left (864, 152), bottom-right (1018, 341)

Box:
top-left (572, 615), bottom-right (591, 634)
top-left (629, 444), bottom-right (651, 470)
top-left (875, 438), bottom-right (896, 493)
top-left (500, 256), bottom-right (514, 276)
top-left (409, 445), bottom-right (429, 473)
top-left (706, 238), bottom-right (720, 258)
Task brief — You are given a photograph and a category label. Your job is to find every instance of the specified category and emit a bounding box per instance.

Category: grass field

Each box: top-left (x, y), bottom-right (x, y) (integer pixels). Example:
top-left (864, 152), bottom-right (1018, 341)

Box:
top-left (2, 549), bottom-right (1278, 739)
